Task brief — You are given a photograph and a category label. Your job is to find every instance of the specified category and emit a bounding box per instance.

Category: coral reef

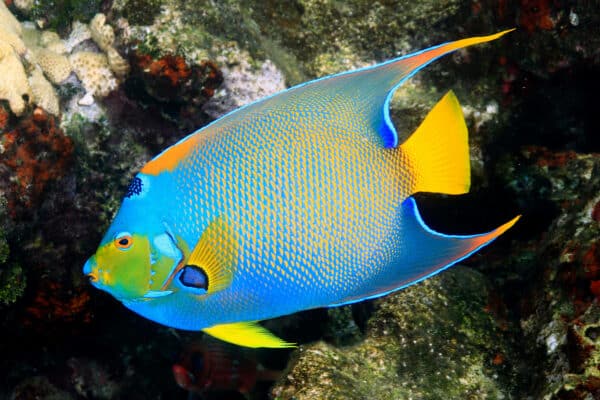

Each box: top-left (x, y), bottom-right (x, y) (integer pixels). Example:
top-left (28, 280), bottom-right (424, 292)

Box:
top-left (11, 376), bottom-right (74, 400)
top-left (89, 13), bottom-right (129, 77)
top-left (0, 6), bottom-right (70, 116)
top-left (123, 51), bottom-right (222, 132)
top-left (28, 68), bottom-right (60, 115)
top-left (32, 47), bottom-right (72, 84)
top-left (0, 1), bottom-right (23, 40)
top-left (1, 3), bottom-right (132, 117)
top-left (28, 0), bottom-right (102, 32)
top-left (0, 37), bottom-right (31, 116)
top-left (203, 45), bottom-right (286, 118)
top-left (67, 357), bottom-right (121, 399)
top-left (24, 281), bottom-right (92, 327)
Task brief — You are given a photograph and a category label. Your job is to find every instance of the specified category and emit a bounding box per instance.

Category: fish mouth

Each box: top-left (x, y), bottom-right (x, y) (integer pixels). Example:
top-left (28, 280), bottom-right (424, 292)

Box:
top-left (83, 258), bottom-right (100, 288)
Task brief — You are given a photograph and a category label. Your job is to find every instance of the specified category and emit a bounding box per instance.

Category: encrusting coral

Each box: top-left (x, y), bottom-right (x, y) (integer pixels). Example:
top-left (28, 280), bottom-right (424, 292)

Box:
top-left (89, 13), bottom-right (115, 52)
top-left (0, 2), bottom-right (23, 40)
top-left (28, 68), bottom-right (60, 116)
top-left (89, 13), bottom-right (129, 78)
top-left (32, 48), bottom-right (72, 84)
top-left (69, 51), bottom-right (118, 106)
top-left (0, 4), bottom-right (131, 115)
top-left (66, 13), bottom-right (129, 105)
top-left (0, 41), bottom-right (31, 116)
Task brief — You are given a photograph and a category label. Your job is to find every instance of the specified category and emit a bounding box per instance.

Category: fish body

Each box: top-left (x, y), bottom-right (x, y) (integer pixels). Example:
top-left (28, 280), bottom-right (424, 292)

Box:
top-left (84, 31), bottom-right (519, 347)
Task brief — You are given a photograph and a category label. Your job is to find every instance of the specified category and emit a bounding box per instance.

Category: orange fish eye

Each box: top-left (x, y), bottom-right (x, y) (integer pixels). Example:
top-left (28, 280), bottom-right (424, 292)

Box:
top-left (114, 232), bottom-right (133, 250)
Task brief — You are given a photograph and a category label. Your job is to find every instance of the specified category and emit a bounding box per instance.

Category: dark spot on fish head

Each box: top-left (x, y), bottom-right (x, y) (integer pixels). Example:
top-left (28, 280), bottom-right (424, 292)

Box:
top-left (125, 176), bottom-right (143, 198)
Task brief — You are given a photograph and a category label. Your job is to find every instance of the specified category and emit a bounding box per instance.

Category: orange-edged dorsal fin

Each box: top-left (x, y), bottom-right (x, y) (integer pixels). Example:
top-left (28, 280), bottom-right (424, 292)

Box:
top-left (400, 91), bottom-right (470, 195)
top-left (270, 30), bottom-right (512, 148)
top-left (375, 30), bottom-right (514, 147)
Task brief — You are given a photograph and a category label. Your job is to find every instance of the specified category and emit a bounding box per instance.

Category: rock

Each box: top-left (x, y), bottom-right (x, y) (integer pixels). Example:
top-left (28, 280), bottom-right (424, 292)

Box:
top-left (203, 45), bottom-right (286, 118)
top-left (272, 268), bottom-right (518, 399)
top-left (491, 147), bottom-right (600, 399)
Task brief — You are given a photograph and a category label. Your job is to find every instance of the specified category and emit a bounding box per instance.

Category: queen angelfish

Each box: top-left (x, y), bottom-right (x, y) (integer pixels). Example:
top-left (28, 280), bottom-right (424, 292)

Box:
top-left (83, 30), bottom-right (519, 348)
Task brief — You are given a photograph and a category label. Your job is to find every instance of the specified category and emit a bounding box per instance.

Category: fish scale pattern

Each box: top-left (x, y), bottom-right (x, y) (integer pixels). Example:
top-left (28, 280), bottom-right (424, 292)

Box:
top-left (169, 89), bottom-right (416, 322)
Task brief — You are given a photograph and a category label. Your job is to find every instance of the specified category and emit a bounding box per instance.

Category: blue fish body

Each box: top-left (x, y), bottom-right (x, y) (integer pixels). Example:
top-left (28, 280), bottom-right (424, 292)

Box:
top-left (84, 31), bottom-right (519, 347)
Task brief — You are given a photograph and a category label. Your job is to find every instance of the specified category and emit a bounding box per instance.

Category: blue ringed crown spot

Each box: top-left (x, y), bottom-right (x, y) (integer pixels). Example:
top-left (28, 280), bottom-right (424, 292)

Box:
top-left (125, 177), bottom-right (143, 198)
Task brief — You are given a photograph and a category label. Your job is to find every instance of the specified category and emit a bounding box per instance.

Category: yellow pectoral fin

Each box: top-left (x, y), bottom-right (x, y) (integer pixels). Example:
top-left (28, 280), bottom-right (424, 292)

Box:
top-left (187, 216), bottom-right (238, 294)
top-left (203, 322), bottom-right (296, 348)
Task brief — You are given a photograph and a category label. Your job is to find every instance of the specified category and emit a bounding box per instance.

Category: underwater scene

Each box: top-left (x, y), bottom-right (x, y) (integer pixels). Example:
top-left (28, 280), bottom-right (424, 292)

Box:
top-left (1, 0), bottom-right (599, 399)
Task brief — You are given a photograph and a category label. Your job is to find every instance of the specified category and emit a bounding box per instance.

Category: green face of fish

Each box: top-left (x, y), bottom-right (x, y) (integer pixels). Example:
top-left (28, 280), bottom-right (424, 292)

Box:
top-left (83, 230), bottom-right (183, 301)
top-left (84, 232), bottom-right (151, 300)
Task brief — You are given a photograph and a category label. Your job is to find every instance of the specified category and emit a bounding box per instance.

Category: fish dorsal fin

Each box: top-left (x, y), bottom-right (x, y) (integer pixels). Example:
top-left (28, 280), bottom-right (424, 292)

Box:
top-left (203, 322), bottom-right (296, 348)
top-left (186, 216), bottom-right (238, 294)
top-left (279, 30), bottom-right (512, 148)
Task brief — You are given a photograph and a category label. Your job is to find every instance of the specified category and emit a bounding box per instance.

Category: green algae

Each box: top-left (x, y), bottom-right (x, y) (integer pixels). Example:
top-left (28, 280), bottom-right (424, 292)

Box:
top-left (0, 196), bottom-right (25, 306)
top-left (63, 114), bottom-right (149, 230)
top-left (30, 0), bottom-right (102, 32)
top-left (119, 0), bottom-right (162, 25)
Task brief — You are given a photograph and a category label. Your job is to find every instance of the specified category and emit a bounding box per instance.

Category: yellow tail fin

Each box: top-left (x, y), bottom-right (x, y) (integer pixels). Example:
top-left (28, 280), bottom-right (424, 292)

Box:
top-left (400, 91), bottom-right (470, 195)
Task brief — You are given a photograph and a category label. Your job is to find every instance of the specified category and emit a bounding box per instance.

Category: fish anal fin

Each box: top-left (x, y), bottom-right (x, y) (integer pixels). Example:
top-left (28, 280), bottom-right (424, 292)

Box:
top-left (203, 322), bottom-right (296, 349)
top-left (391, 197), bottom-right (520, 294)
top-left (187, 216), bottom-right (238, 294)
top-left (329, 197), bottom-right (520, 307)
top-left (401, 91), bottom-right (470, 195)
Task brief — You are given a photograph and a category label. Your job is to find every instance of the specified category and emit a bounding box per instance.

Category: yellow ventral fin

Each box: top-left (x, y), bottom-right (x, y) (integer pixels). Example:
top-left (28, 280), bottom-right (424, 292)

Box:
top-left (203, 322), bottom-right (297, 348)
top-left (187, 216), bottom-right (238, 294)
top-left (401, 90), bottom-right (470, 195)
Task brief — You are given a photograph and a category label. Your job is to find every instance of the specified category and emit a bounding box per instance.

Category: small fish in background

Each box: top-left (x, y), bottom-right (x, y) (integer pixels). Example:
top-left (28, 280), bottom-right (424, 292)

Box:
top-left (172, 340), bottom-right (280, 398)
top-left (84, 30), bottom-right (520, 348)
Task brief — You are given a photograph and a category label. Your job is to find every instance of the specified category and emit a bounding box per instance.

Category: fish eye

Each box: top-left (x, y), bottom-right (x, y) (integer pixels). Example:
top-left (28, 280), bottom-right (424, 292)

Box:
top-left (114, 232), bottom-right (133, 250)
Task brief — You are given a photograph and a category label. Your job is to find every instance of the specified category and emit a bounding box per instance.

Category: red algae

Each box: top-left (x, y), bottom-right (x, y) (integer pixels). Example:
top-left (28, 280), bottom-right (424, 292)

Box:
top-left (519, 0), bottom-right (555, 32)
top-left (24, 281), bottom-right (92, 326)
top-left (0, 108), bottom-right (73, 215)
top-left (592, 201), bottom-right (600, 223)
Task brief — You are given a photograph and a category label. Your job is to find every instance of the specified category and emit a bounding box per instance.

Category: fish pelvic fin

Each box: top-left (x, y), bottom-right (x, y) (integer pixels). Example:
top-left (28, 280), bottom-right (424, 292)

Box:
top-left (203, 322), bottom-right (296, 349)
top-left (400, 91), bottom-right (470, 195)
